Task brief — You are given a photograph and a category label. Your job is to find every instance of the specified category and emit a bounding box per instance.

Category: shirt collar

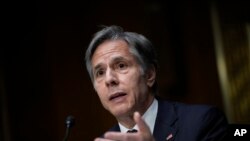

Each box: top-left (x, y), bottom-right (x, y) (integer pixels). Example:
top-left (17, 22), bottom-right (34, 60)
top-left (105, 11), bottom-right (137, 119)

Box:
top-left (119, 98), bottom-right (158, 133)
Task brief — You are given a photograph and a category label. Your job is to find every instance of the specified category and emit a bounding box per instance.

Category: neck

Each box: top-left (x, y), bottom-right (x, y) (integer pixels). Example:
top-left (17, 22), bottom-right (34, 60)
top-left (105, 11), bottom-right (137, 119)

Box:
top-left (117, 95), bottom-right (154, 128)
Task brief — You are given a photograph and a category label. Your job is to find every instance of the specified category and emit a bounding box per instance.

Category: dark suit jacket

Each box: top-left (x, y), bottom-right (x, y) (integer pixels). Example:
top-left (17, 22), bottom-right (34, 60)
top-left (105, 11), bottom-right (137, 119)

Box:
top-left (107, 99), bottom-right (228, 141)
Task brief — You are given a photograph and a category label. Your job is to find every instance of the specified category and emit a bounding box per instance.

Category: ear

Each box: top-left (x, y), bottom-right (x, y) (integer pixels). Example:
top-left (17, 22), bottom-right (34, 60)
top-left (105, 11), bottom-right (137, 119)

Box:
top-left (146, 67), bottom-right (156, 87)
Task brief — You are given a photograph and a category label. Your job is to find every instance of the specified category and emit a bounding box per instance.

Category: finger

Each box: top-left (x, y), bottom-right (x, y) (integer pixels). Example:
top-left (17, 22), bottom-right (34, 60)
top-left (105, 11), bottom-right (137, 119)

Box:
top-left (94, 137), bottom-right (113, 141)
top-left (133, 111), bottom-right (151, 133)
top-left (104, 131), bottom-right (137, 141)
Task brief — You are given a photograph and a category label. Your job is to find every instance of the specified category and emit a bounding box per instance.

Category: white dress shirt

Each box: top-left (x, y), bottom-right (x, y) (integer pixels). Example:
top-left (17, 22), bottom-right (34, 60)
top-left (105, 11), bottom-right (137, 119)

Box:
top-left (119, 98), bottom-right (158, 134)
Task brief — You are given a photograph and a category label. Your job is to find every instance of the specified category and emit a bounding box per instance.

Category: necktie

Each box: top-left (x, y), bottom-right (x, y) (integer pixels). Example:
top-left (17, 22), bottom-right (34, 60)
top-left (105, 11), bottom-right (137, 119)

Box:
top-left (127, 129), bottom-right (138, 133)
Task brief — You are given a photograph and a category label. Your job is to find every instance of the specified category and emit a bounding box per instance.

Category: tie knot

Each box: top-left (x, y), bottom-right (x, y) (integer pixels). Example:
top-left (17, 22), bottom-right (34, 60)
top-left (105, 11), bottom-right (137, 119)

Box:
top-left (127, 129), bottom-right (138, 133)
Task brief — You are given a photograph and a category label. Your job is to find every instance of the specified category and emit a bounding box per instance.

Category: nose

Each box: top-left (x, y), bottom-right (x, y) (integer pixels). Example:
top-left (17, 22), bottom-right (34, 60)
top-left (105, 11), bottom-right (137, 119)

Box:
top-left (105, 68), bottom-right (119, 87)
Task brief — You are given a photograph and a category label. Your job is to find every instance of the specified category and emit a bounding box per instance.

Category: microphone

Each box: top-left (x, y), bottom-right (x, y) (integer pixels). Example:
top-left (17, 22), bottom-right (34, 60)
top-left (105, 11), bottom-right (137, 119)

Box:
top-left (63, 115), bottom-right (75, 141)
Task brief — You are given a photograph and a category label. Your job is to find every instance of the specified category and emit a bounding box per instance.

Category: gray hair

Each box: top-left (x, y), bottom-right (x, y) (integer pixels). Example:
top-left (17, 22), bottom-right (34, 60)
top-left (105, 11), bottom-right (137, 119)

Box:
top-left (85, 25), bottom-right (158, 93)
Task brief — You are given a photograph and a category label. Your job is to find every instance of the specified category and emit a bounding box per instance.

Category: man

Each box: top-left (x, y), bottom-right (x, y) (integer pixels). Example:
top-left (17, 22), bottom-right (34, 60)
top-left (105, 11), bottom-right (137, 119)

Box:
top-left (85, 25), bottom-right (228, 141)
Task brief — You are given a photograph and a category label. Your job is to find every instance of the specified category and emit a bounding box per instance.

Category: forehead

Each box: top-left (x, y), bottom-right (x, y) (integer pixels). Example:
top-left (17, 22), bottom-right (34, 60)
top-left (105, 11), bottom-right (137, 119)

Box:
top-left (91, 40), bottom-right (133, 64)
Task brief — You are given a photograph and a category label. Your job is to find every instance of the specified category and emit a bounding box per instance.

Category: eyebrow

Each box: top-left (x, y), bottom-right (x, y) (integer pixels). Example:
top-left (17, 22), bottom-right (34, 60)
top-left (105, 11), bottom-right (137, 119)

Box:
top-left (111, 56), bottom-right (128, 63)
top-left (93, 64), bottom-right (103, 72)
top-left (93, 56), bottom-right (128, 71)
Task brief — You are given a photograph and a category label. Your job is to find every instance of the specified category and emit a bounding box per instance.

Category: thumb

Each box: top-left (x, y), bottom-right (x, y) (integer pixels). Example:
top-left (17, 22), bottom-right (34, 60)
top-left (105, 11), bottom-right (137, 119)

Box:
top-left (133, 111), bottom-right (151, 133)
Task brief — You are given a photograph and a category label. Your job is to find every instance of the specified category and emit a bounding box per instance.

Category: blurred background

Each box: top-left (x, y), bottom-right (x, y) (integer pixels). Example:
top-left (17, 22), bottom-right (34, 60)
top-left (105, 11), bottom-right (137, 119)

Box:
top-left (1, 0), bottom-right (250, 141)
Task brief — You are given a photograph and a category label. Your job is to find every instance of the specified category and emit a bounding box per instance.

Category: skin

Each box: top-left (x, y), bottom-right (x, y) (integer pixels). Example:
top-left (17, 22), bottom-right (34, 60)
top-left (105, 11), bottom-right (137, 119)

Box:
top-left (96, 112), bottom-right (155, 141)
top-left (91, 40), bottom-right (156, 141)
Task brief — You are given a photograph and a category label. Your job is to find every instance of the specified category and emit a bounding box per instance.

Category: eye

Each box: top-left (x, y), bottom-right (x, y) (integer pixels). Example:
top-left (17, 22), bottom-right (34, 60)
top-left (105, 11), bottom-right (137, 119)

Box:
top-left (119, 63), bottom-right (125, 68)
top-left (116, 62), bottom-right (128, 70)
top-left (95, 69), bottom-right (105, 77)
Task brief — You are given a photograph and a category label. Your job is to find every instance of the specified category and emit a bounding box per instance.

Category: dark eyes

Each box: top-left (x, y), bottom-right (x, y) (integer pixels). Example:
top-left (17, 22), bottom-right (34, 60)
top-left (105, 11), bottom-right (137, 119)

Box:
top-left (96, 69), bottom-right (104, 77)
top-left (117, 62), bottom-right (127, 69)
top-left (94, 62), bottom-right (128, 78)
top-left (118, 63), bottom-right (126, 69)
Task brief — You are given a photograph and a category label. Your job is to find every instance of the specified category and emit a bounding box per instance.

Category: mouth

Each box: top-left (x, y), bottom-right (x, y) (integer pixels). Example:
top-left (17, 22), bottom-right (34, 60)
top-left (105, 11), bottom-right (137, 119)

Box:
top-left (109, 92), bottom-right (127, 101)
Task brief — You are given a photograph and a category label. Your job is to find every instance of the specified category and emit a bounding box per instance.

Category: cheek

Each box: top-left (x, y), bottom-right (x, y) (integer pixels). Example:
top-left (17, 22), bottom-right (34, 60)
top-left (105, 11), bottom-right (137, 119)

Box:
top-left (94, 83), bottom-right (107, 100)
top-left (94, 81), bottom-right (103, 92)
top-left (123, 72), bottom-right (146, 93)
top-left (95, 87), bottom-right (109, 109)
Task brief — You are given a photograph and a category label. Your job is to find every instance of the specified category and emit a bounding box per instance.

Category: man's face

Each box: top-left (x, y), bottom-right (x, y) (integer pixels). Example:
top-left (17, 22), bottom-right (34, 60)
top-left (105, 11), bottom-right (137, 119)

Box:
top-left (91, 40), bottom-right (154, 118)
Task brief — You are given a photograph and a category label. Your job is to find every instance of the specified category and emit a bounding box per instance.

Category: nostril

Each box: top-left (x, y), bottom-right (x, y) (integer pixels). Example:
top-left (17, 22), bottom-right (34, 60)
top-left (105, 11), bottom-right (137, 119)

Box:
top-left (106, 80), bottom-right (118, 87)
top-left (110, 80), bottom-right (118, 86)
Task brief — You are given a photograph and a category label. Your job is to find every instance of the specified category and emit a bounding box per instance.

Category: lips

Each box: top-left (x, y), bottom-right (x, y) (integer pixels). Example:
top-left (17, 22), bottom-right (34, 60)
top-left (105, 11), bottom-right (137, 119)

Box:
top-left (109, 92), bottom-right (127, 101)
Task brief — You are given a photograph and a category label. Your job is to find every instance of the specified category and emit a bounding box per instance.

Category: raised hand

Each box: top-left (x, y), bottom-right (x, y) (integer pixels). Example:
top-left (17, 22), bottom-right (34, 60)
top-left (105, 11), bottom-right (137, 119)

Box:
top-left (94, 112), bottom-right (155, 141)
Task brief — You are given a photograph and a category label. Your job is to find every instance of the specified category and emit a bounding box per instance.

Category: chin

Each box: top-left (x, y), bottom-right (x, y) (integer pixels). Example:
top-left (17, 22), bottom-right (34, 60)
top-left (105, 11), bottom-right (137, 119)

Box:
top-left (111, 108), bottom-right (132, 118)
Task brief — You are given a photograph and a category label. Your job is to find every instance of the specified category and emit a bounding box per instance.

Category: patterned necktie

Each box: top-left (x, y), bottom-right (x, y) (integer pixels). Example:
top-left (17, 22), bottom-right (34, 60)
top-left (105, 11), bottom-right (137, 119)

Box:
top-left (127, 129), bottom-right (138, 133)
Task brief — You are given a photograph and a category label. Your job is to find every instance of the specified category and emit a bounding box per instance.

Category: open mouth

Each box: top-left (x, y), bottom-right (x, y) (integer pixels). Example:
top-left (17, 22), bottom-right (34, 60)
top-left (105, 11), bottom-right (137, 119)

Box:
top-left (109, 92), bottom-right (127, 101)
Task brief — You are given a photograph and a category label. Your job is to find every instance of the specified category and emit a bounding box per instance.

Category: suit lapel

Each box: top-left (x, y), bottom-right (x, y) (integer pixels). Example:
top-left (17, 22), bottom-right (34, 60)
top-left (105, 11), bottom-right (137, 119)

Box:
top-left (108, 124), bottom-right (120, 132)
top-left (153, 99), bottom-right (178, 141)
top-left (100, 124), bottom-right (120, 138)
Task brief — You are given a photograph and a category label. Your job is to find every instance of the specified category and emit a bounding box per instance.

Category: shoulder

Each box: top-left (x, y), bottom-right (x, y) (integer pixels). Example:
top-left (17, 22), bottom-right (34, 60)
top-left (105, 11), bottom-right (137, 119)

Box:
top-left (158, 98), bottom-right (228, 126)
top-left (157, 99), bottom-right (228, 140)
top-left (174, 101), bottom-right (223, 118)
